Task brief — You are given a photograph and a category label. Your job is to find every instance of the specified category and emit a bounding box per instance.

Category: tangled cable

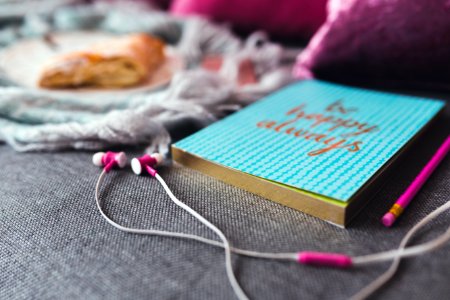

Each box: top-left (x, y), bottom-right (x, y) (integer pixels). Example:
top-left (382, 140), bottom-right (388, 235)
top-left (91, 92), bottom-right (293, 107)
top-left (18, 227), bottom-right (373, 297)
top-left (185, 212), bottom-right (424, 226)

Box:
top-left (94, 157), bottom-right (450, 300)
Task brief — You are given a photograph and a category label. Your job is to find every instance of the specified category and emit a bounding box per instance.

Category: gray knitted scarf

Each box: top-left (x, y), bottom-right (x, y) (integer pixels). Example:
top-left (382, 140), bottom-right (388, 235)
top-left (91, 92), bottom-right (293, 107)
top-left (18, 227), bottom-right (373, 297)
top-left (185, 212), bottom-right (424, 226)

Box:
top-left (0, 2), bottom-right (298, 156)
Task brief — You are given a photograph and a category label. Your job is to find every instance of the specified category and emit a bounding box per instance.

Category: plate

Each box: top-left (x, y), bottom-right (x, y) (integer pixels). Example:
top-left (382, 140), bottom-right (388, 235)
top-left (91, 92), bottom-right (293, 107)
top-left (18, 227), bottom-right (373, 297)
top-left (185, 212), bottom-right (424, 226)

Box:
top-left (0, 31), bottom-right (184, 98)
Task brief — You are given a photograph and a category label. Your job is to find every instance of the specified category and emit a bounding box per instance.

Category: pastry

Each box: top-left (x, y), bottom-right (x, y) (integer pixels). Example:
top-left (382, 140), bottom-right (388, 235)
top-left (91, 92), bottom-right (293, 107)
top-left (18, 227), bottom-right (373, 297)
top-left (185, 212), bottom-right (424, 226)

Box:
top-left (38, 33), bottom-right (165, 89)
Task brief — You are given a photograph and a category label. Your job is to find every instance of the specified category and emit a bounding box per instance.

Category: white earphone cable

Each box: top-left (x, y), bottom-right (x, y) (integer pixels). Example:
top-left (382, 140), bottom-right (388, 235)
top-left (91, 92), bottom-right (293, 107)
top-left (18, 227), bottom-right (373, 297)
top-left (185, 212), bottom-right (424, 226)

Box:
top-left (95, 170), bottom-right (450, 300)
top-left (96, 170), bottom-right (253, 300)
top-left (350, 200), bottom-right (450, 300)
top-left (155, 173), bottom-right (249, 300)
top-left (95, 170), bottom-right (298, 260)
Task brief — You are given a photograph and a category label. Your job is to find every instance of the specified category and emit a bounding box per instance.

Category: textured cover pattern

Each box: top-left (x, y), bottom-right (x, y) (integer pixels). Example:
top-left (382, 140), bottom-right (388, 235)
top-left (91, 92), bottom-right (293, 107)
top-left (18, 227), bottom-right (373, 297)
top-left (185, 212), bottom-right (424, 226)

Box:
top-left (175, 80), bottom-right (444, 201)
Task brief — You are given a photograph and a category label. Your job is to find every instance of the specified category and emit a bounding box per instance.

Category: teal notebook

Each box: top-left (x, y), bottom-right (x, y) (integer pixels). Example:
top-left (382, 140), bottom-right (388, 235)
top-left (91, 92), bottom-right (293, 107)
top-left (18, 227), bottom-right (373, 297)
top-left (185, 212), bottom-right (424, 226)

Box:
top-left (172, 80), bottom-right (445, 226)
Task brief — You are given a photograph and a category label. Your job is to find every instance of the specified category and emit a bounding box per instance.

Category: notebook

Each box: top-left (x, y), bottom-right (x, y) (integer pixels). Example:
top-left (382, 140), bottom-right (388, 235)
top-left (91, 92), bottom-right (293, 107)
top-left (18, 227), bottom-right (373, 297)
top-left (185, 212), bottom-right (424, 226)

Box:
top-left (172, 80), bottom-right (445, 227)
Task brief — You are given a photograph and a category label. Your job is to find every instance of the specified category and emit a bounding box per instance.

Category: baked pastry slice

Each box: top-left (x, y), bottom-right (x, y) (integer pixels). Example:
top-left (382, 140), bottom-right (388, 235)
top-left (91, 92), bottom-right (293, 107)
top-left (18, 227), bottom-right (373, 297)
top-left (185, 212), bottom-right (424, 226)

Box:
top-left (39, 33), bottom-right (165, 89)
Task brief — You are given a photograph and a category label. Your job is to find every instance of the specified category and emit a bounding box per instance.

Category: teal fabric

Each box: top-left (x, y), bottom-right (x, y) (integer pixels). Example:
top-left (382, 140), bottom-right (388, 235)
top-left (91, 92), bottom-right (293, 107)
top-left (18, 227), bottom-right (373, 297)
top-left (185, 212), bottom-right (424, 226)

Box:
top-left (0, 6), bottom-right (184, 151)
top-left (0, 4), bottom-right (293, 153)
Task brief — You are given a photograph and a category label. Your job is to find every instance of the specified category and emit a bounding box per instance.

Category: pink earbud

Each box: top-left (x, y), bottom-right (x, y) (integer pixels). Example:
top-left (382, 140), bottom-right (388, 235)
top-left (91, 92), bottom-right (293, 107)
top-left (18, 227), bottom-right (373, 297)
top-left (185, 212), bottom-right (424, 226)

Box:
top-left (131, 153), bottom-right (163, 176)
top-left (92, 151), bottom-right (127, 172)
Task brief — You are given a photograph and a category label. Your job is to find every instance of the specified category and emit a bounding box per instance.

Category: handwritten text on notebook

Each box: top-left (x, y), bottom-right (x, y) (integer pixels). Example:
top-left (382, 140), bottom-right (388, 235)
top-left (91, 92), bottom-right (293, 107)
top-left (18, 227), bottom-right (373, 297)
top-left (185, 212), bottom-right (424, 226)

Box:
top-left (256, 100), bottom-right (379, 156)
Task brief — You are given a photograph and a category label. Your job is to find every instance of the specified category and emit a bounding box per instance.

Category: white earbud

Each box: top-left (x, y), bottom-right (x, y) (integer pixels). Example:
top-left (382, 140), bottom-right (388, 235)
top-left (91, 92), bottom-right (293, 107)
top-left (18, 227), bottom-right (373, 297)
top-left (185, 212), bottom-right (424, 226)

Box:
top-left (92, 152), bottom-right (105, 167)
top-left (92, 151), bottom-right (127, 171)
top-left (131, 153), bottom-right (163, 176)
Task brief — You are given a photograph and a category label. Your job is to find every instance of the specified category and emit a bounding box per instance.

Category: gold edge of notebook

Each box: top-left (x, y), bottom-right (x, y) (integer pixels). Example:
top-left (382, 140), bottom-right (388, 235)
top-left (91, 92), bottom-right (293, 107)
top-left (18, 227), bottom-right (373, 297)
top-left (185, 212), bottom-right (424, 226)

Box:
top-left (343, 104), bottom-right (447, 224)
top-left (172, 146), bottom-right (346, 227)
top-left (172, 103), bottom-right (446, 228)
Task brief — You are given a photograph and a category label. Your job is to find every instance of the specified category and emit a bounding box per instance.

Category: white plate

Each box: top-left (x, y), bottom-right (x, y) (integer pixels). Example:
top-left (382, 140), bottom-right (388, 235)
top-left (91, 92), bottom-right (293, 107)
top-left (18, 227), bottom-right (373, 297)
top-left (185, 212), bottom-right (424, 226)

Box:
top-left (0, 31), bottom-right (184, 98)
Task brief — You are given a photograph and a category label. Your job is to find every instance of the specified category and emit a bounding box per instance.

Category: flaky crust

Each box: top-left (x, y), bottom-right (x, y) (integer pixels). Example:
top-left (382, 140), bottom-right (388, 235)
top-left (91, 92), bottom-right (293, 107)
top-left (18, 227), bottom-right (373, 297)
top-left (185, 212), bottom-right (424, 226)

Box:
top-left (39, 33), bottom-right (165, 89)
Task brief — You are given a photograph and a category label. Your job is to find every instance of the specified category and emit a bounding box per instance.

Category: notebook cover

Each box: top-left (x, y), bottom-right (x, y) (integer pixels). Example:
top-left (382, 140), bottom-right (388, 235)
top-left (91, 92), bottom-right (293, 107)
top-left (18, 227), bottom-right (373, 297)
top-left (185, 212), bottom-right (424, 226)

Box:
top-left (172, 80), bottom-right (445, 222)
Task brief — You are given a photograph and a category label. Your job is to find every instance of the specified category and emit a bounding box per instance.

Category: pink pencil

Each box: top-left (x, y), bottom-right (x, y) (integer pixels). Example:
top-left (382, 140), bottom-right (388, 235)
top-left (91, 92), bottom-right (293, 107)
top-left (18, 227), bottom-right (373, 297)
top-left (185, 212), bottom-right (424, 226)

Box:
top-left (382, 135), bottom-right (450, 227)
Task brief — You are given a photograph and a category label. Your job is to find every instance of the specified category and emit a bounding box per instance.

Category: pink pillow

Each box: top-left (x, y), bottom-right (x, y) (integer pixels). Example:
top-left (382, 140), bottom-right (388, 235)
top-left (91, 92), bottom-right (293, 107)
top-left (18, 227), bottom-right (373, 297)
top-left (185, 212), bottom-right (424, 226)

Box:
top-left (170, 0), bottom-right (327, 39)
top-left (294, 0), bottom-right (450, 88)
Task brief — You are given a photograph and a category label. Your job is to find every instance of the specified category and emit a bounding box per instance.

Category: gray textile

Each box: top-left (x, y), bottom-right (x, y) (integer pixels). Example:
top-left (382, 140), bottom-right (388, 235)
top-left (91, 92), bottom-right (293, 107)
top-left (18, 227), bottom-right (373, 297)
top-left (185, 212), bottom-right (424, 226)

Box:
top-left (1, 103), bottom-right (449, 299)
top-left (0, 4), bottom-right (294, 153)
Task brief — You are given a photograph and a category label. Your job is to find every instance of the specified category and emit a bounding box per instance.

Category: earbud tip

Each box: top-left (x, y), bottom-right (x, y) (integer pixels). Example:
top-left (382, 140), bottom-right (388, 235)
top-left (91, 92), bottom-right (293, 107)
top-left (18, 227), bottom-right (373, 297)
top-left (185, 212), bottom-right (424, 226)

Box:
top-left (92, 152), bottom-right (105, 166)
top-left (152, 153), bottom-right (164, 165)
top-left (116, 152), bottom-right (127, 168)
top-left (131, 158), bottom-right (142, 175)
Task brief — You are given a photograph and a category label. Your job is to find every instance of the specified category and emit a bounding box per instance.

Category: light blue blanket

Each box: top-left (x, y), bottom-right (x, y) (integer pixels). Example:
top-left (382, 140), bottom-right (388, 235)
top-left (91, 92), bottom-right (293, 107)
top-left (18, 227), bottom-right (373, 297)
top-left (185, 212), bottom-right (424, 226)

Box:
top-left (0, 3), bottom-right (295, 155)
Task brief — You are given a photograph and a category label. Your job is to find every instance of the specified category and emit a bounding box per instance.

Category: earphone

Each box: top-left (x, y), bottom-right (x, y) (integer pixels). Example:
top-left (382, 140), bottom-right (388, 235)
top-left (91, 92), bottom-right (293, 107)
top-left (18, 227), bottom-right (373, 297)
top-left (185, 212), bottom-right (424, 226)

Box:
top-left (93, 151), bottom-right (450, 300)
top-left (93, 151), bottom-right (127, 172)
top-left (131, 153), bottom-right (163, 176)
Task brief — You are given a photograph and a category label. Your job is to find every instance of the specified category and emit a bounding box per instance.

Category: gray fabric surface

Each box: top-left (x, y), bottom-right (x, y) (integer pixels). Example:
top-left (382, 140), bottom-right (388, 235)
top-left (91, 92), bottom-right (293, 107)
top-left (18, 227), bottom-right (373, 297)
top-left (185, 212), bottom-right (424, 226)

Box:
top-left (1, 108), bottom-right (450, 300)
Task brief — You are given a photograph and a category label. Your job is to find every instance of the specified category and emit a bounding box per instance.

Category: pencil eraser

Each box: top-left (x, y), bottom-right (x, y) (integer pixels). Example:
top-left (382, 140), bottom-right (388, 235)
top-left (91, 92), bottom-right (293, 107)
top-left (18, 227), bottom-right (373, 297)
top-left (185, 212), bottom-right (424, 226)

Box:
top-left (382, 212), bottom-right (396, 227)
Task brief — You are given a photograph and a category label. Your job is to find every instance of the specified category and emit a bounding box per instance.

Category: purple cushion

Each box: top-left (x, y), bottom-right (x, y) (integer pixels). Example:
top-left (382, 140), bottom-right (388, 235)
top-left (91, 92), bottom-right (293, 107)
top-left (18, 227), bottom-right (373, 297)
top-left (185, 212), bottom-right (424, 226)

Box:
top-left (170, 0), bottom-right (327, 39)
top-left (293, 0), bottom-right (450, 88)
